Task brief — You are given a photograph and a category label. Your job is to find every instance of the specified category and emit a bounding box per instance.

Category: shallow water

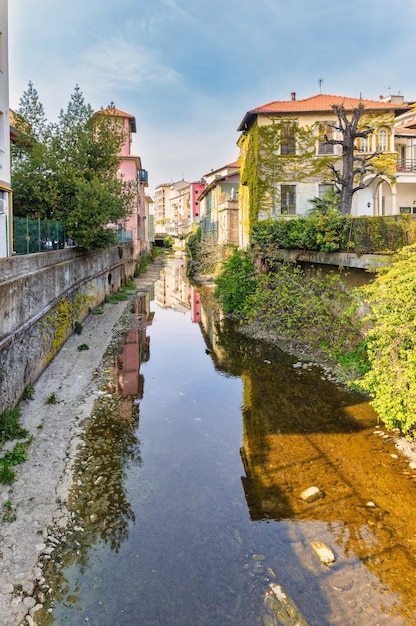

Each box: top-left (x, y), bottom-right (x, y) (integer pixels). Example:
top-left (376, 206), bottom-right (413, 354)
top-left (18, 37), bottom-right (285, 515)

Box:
top-left (40, 256), bottom-right (416, 626)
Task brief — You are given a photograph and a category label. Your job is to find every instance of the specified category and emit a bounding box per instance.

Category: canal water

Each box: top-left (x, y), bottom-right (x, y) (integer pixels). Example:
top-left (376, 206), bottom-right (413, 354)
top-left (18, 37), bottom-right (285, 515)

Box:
top-left (39, 254), bottom-right (416, 625)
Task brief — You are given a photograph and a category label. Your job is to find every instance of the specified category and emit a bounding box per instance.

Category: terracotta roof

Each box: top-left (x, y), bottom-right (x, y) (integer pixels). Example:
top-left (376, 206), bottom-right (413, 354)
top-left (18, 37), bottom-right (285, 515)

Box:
top-left (395, 125), bottom-right (416, 137)
top-left (96, 107), bottom-right (137, 133)
top-left (237, 93), bottom-right (410, 131)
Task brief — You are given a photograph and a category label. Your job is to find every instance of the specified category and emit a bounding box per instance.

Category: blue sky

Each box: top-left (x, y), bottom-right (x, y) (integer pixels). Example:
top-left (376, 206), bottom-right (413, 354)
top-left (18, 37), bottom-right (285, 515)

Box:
top-left (8, 0), bottom-right (416, 195)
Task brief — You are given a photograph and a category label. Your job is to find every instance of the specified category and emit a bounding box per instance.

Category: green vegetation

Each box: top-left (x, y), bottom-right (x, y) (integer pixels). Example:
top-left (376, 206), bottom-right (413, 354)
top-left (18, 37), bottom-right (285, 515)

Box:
top-left (12, 82), bottom-right (135, 250)
top-left (251, 214), bottom-right (411, 255)
top-left (77, 343), bottom-right (90, 351)
top-left (214, 247), bottom-right (257, 315)
top-left (215, 247), bottom-right (361, 359)
top-left (22, 384), bottom-right (35, 401)
top-left (355, 245), bottom-right (416, 436)
top-left (74, 321), bottom-right (83, 335)
top-left (214, 238), bottom-right (416, 437)
top-left (0, 406), bottom-right (33, 486)
top-left (0, 406), bottom-right (28, 448)
top-left (46, 392), bottom-right (57, 405)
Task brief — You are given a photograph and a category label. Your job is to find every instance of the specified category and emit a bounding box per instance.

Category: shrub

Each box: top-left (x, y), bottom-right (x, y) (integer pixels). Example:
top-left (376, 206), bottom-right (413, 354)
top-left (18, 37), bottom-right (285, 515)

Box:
top-left (214, 247), bottom-right (257, 315)
top-left (355, 244), bottom-right (416, 435)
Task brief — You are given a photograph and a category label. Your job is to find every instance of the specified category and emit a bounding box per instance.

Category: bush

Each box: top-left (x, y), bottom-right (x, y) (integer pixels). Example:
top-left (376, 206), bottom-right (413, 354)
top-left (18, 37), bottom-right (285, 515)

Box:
top-left (244, 261), bottom-right (360, 352)
top-left (355, 244), bottom-right (416, 435)
top-left (214, 247), bottom-right (257, 315)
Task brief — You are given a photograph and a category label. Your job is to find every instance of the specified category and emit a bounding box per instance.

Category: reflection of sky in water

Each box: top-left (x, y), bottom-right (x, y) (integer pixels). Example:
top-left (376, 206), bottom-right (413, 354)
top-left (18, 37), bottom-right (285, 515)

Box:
top-left (42, 269), bottom-right (416, 626)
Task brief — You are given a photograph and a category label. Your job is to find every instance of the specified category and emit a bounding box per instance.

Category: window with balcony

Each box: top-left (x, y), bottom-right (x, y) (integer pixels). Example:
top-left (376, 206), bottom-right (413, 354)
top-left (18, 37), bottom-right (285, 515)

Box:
top-left (280, 184), bottom-right (296, 214)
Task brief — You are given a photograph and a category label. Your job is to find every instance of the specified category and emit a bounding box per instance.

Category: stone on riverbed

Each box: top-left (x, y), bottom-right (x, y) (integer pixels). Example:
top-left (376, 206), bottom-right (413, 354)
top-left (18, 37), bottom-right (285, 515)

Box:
top-left (311, 541), bottom-right (336, 565)
top-left (299, 486), bottom-right (324, 503)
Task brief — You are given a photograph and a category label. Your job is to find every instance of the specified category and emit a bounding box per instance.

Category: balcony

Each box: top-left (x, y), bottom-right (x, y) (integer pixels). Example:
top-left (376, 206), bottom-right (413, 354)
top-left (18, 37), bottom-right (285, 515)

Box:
top-left (397, 159), bottom-right (416, 173)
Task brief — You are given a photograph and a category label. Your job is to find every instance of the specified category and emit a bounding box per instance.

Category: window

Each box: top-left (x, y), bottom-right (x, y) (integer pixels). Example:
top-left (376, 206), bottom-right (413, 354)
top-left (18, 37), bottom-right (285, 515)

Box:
top-left (357, 134), bottom-right (370, 152)
top-left (318, 183), bottom-right (333, 199)
top-left (377, 129), bottom-right (388, 152)
top-left (318, 123), bottom-right (334, 155)
top-left (281, 123), bottom-right (296, 155)
top-left (281, 185), bottom-right (296, 215)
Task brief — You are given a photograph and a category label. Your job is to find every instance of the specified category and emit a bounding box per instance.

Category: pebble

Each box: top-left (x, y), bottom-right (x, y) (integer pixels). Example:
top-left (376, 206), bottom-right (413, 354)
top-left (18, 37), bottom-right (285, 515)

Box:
top-left (311, 541), bottom-right (336, 565)
top-left (366, 501), bottom-right (377, 508)
top-left (300, 486), bottom-right (324, 503)
top-left (22, 596), bottom-right (36, 608)
top-left (0, 584), bottom-right (14, 595)
top-left (409, 461), bottom-right (416, 470)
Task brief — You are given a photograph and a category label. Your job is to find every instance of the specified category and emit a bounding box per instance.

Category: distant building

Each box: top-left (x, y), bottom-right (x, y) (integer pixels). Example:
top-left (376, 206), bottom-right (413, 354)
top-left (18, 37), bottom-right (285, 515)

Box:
top-left (0, 0), bottom-right (11, 257)
top-left (154, 180), bottom-right (190, 236)
top-left (198, 161), bottom-right (240, 245)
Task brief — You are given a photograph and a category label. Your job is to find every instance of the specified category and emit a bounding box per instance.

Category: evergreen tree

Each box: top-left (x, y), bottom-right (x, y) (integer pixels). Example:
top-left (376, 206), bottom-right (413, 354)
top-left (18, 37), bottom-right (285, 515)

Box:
top-left (11, 84), bottom-right (135, 250)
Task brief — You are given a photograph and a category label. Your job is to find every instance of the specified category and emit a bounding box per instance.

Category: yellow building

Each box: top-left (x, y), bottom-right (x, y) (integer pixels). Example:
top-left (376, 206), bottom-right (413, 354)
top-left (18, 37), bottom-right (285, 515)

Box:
top-left (237, 93), bottom-right (411, 247)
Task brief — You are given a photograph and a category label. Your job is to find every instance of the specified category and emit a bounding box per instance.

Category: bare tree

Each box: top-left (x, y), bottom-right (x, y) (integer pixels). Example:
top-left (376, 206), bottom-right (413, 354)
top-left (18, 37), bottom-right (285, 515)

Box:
top-left (325, 102), bottom-right (383, 215)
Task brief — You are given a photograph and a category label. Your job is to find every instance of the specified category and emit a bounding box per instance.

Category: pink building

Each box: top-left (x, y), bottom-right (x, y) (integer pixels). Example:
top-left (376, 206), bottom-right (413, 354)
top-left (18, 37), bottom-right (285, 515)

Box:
top-left (98, 108), bottom-right (148, 258)
top-left (190, 181), bottom-right (205, 223)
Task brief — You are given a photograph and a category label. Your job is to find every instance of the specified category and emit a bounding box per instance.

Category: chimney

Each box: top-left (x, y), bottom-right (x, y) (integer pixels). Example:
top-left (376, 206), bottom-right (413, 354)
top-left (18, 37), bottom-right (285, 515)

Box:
top-left (291, 92), bottom-right (296, 101)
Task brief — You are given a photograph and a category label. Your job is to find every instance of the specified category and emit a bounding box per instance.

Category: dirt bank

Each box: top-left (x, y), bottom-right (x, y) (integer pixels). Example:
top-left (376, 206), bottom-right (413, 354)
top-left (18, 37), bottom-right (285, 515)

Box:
top-left (0, 258), bottom-right (165, 626)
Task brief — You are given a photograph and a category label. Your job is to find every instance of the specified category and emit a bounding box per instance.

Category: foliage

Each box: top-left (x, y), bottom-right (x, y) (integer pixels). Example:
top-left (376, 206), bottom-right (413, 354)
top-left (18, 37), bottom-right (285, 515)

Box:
top-left (0, 461), bottom-right (15, 485)
top-left (239, 119), bottom-right (334, 228)
top-left (251, 214), bottom-right (412, 255)
top-left (77, 343), bottom-right (90, 351)
top-left (46, 392), bottom-right (57, 405)
top-left (243, 261), bottom-right (361, 354)
top-left (355, 245), bottom-right (416, 435)
top-left (185, 225), bottom-right (202, 261)
top-left (3, 441), bottom-right (31, 466)
top-left (214, 247), bottom-right (257, 315)
top-left (308, 187), bottom-right (340, 215)
top-left (12, 83), bottom-right (135, 250)
top-left (135, 252), bottom-right (150, 276)
top-left (0, 406), bottom-right (28, 449)
top-left (22, 385), bottom-right (35, 400)
top-left (163, 236), bottom-right (174, 247)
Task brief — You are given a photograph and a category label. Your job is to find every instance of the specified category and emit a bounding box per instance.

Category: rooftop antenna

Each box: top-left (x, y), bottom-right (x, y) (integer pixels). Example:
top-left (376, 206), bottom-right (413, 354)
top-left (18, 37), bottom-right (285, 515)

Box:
top-left (318, 78), bottom-right (324, 93)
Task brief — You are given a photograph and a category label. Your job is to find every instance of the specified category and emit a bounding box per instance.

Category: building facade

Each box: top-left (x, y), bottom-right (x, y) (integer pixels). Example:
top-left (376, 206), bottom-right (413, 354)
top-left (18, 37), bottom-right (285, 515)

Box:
top-left (237, 93), bottom-right (411, 246)
top-left (198, 161), bottom-right (240, 245)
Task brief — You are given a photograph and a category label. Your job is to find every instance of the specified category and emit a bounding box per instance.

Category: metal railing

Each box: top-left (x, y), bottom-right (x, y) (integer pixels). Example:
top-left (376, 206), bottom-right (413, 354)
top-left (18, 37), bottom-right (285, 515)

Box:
top-left (397, 159), bottom-right (416, 172)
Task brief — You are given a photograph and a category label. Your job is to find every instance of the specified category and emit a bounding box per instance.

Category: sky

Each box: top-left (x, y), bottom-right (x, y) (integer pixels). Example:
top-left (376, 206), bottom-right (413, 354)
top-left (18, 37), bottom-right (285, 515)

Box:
top-left (8, 0), bottom-right (416, 196)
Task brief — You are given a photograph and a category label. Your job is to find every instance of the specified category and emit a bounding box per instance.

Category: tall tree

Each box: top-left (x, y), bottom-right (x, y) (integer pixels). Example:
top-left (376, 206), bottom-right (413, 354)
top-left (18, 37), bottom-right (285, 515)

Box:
top-left (11, 84), bottom-right (135, 250)
top-left (325, 103), bottom-right (391, 215)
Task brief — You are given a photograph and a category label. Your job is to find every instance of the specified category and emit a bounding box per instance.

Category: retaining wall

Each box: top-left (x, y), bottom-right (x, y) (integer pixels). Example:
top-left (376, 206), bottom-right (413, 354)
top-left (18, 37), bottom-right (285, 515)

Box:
top-left (0, 244), bottom-right (135, 412)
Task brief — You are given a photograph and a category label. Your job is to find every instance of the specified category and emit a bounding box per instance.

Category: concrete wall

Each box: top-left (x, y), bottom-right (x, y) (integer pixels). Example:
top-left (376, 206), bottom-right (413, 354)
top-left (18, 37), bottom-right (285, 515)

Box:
top-left (0, 243), bottom-right (135, 412)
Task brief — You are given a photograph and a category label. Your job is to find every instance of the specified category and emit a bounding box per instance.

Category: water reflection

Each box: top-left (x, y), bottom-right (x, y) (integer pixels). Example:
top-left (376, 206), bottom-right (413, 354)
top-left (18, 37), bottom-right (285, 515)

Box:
top-left (39, 258), bottom-right (416, 626)
top-left (197, 289), bottom-right (416, 624)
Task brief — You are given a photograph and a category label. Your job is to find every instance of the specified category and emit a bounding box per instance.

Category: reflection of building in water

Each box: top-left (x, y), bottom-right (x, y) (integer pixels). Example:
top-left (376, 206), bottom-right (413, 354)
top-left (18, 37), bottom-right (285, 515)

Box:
top-left (154, 254), bottom-right (191, 311)
top-left (113, 294), bottom-right (153, 402)
top-left (190, 287), bottom-right (201, 323)
top-left (239, 361), bottom-right (416, 623)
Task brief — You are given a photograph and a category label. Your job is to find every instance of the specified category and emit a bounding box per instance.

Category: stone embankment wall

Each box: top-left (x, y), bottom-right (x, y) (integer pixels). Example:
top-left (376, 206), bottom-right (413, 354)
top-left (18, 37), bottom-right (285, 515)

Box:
top-left (0, 243), bottom-right (135, 413)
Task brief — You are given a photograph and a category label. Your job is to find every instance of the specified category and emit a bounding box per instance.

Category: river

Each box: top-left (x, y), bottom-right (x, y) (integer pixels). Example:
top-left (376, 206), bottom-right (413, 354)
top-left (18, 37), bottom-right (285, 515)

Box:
top-left (38, 253), bottom-right (416, 626)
